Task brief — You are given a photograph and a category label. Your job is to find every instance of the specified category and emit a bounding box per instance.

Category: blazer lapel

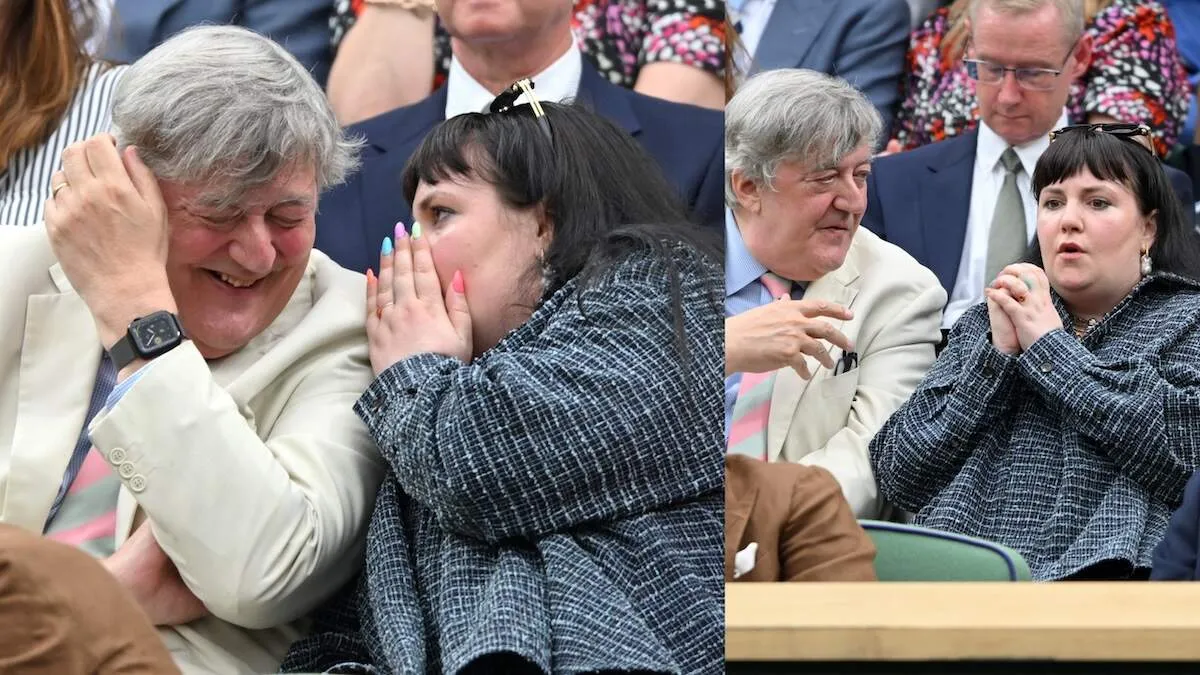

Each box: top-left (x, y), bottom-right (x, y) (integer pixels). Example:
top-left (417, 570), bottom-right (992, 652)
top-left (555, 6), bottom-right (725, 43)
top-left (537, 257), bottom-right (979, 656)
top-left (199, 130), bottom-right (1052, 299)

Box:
top-left (3, 265), bottom-right (101, 533)
top-left (753, 0), bottom-right (836, 71)
top-left (765, 245), bottom-right (862, 461)
top-left (360, 89), bottom-right (447, 256)
top-left (724, 462), bottom-right (758, 580)
top-left (576, 64), bottom-right (641, 137)
top-left (920, 132), bottom-right (978, 292)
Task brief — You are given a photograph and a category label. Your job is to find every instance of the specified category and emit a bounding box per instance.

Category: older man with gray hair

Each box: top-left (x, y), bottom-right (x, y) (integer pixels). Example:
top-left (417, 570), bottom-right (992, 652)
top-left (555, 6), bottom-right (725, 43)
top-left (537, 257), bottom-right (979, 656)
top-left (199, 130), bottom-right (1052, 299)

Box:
top-left (724, 68), bottom-right (945, 517)
top-left (0, 26), bottom-right (383, 674)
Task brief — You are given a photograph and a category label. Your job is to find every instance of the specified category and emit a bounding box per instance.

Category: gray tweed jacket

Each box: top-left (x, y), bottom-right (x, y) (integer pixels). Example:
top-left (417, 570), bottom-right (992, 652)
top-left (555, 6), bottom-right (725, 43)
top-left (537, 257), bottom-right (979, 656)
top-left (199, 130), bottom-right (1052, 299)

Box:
top-left (870, 273), bottom-right (1200, 580)
top-left (281, 245), bottom-right (724, 674)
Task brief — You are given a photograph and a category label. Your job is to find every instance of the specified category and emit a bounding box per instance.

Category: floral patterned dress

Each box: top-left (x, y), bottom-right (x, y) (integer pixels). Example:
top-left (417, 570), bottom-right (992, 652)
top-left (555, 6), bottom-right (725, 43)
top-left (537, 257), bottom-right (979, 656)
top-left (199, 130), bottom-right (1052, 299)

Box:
top-left (893, 0), bottom-right (1191, 156)
top-left (330, 0), bottom-right (725, 91)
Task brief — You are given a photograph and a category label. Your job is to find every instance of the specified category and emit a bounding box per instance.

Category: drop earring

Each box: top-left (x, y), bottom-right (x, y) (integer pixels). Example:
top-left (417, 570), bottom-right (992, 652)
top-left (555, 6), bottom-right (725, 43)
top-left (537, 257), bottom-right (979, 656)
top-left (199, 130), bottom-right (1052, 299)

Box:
top-left (1141, 247), bottom-right (1153, 276)
top-left (539, 251), bottom-right (554, 293)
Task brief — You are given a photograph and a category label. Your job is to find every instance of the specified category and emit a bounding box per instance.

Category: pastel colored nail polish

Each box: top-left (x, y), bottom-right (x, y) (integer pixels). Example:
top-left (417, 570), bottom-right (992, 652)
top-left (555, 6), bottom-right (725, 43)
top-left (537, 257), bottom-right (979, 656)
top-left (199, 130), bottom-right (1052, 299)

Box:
top-left (411, 222), bottom-right (423, 239)
top-left (452, 270), bottom-right (465, 293)
top-left (395, 222), bottom-right (407, 239)
top-left (381, 237), bottom-right (393, 255)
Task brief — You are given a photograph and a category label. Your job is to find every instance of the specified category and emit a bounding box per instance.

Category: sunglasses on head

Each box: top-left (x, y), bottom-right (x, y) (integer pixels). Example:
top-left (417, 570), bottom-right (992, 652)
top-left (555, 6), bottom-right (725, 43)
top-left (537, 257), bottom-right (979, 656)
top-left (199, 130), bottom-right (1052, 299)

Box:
top-left (1049, 123), bottom-right (1155, 155)
top-left (488, 78), bottom-right (553, 142)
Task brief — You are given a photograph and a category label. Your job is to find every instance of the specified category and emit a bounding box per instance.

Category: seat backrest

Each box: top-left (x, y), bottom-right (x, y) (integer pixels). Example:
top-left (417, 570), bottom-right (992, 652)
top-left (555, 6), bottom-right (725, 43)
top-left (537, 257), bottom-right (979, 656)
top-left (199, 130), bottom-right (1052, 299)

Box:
top-left (860, 520), bottom-right (1033, 581)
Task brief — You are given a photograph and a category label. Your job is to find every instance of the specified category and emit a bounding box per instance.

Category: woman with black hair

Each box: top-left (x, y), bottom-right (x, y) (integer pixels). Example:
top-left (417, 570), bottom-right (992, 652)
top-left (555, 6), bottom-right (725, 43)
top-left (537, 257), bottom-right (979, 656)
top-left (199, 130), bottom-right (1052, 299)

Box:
top-left (870, 123), bottom-right (1200, 581)
top-left (282, 97), bottom-right (723, 673)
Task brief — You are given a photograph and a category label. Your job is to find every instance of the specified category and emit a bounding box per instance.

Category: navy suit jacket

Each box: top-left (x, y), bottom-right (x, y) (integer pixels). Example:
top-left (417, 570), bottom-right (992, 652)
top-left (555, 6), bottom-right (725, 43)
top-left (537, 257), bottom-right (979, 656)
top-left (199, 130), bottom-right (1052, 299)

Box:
top-left (315, 63), bottom-right (725, 273)
top-left (1153, 469), bottom-right (1200, 580)
top-left (754, 0), bottom-right (909, 136)
top-left (862, 131), bottom-right (1196, 295)
top-left (105, 0), bottom-right (333, 86)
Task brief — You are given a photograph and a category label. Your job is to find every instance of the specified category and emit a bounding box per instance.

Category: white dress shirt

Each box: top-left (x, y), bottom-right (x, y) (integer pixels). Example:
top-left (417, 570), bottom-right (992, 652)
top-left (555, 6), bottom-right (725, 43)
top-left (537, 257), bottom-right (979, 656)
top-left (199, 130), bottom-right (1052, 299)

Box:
top-left (730, 0), bottom-right (777, 58)
top-left (942, 111), bottom-right (1069, 328)
top-left (444, 41), bottom-right (584, 120)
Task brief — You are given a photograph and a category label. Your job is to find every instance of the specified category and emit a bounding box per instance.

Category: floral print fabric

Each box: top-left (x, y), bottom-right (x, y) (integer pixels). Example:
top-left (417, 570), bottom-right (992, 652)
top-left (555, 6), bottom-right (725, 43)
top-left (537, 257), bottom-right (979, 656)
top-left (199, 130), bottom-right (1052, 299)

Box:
top-left (894, 0), bottom-right (1191, 156)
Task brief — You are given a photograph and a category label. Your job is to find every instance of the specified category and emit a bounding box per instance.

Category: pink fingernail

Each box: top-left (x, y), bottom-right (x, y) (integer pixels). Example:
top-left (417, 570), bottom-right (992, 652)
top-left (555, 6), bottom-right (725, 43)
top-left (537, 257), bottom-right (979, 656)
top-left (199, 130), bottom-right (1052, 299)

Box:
top-left (395, 222), bottom-right (408, 239)
top-left (452, 270), bottom-right (465, 293)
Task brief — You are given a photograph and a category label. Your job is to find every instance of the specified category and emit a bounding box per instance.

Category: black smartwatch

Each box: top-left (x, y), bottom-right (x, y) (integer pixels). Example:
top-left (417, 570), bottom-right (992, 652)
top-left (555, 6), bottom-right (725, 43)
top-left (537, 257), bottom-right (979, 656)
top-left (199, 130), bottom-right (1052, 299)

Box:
top-left (107, 310), bottom-right (187, 370)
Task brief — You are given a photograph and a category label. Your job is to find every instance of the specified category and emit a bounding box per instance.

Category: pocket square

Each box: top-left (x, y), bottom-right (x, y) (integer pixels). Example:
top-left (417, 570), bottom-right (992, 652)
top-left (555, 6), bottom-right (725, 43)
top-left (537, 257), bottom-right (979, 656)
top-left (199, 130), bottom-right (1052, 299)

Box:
top-left (733, 542), bottom-right (758, 579)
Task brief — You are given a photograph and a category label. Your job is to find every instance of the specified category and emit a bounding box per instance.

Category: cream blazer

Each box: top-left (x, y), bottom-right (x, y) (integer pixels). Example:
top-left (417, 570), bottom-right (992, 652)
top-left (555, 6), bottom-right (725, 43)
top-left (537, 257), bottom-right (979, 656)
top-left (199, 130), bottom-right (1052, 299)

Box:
top-left (0, 227), bottom-right (384, 674)
top-left (768, 228), bottom-right (944, 518)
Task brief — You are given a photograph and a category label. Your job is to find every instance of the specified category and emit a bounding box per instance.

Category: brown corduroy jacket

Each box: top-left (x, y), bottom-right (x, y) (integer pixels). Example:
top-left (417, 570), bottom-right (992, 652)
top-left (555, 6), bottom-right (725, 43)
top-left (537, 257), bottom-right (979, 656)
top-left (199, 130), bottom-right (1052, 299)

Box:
top-left (725, 455), bottom-right (877, 582)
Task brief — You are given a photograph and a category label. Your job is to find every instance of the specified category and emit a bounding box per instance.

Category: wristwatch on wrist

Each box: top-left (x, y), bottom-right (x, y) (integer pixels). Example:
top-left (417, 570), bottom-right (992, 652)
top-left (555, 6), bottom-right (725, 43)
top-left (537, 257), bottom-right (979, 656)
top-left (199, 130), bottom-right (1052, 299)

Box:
top-left (107, 310), bottom-right (187, 371)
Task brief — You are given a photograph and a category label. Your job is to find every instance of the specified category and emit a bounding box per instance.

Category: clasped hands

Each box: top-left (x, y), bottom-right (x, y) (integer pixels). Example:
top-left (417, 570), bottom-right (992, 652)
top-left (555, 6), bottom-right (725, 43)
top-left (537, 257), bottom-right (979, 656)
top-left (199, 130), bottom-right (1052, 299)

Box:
top-left (984, 263), bottom-right (1064, 355)
top-left (725, 296), bottom-right (854, 379)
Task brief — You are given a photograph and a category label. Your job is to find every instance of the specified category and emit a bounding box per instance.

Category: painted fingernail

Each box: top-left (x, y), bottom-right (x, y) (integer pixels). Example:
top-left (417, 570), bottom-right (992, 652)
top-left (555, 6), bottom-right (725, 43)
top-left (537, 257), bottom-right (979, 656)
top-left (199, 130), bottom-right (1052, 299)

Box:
top-left (411, 221), bottom-right (423, 239)
top-left (395, 222), bottom-right (407, 239)
top-left (366, 268), bottom-right (375, 282)
top-left (381, 237), bottom-right (393, 255)
top-left (452, 270), bottom-right (465, 293)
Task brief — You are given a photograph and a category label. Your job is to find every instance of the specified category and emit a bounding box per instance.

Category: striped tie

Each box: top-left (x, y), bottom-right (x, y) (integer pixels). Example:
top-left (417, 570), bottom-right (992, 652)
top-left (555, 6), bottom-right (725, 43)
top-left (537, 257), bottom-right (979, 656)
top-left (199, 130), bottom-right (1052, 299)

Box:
top-left (727, 273), bottom-right (792, 460)
top-left (43, 447), bottom-right (120, 558)
top-left (42, 355), bottom-right (119, 559)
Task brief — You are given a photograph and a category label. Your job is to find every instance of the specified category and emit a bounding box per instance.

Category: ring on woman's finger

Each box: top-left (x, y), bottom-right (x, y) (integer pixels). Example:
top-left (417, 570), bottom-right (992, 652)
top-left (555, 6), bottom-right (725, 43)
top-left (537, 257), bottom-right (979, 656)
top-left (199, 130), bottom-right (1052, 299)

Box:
top-left (51, 182), bottom-right (69, 198)
top-left (376, 301), bottom-right (394, 319)
top-left (1022, 276), bottom-right (1035, 291)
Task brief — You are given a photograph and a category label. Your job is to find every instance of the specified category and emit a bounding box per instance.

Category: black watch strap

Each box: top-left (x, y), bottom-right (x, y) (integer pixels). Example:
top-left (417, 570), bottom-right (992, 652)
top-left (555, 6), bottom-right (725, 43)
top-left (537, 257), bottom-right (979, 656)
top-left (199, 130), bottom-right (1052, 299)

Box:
top-left (108, 334), bottom-right (139, 371)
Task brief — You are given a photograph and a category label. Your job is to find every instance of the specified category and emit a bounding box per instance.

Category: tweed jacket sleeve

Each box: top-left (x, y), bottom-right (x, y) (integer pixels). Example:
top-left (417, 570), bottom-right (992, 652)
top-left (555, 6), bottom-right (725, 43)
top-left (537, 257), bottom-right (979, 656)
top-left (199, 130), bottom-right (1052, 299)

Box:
top-left (354, 248), bottom-right (724, 544)
top-left (1016, 328), bottom-right (1200, 505)
top-left (869, 305), bottom-right (1024, 512)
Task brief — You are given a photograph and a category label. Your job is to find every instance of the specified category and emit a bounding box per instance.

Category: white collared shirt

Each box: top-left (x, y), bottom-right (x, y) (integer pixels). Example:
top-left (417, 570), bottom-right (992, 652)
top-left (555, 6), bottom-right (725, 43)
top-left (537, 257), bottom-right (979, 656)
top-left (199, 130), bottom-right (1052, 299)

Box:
top-left (444, 41), bottom-right (584, 120)
top-left (728, 0), bottom-right (777, 63)
top-left (943, 111), bottom-right (1069, 328)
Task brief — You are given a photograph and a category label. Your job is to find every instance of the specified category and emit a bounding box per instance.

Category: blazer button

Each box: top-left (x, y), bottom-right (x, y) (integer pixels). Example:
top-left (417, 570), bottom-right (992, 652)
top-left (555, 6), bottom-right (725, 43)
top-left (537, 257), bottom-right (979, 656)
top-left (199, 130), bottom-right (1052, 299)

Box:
top-left (1040, 362), bottom-right (1053, 373)
top-left (109, 447), bottom-right (127, 463)
top-left (118, 462), bottom-right (136, 479)
top-left (129, 475), bottom-right (147, 493)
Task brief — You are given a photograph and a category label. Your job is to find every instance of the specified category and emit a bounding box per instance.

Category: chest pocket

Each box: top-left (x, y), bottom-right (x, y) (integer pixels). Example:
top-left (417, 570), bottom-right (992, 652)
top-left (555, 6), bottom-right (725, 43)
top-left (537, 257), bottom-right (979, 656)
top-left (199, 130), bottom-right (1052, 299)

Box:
top-left (819, 370), bottom-right (859, 401)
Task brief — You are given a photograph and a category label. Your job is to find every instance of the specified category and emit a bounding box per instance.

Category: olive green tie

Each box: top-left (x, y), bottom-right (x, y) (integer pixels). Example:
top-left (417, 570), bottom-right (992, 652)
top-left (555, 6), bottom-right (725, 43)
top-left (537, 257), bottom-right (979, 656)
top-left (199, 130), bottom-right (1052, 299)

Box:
top-left (986, 148), bottom-right (1029, 283)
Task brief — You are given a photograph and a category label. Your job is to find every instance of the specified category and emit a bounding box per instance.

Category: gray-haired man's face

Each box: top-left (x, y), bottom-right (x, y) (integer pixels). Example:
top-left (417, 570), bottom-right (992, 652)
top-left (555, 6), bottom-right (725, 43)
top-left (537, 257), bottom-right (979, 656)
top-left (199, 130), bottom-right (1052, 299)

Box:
top-left (159, 165), bottom-right (318, 360)
top-left (734, 144), bottom-right (872, 282)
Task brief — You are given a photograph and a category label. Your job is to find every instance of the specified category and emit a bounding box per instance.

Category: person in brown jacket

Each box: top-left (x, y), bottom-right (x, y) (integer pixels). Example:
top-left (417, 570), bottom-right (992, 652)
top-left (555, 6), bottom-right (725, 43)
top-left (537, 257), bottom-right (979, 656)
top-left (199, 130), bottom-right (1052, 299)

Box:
top-left (0, 524), bottom-right (180, 674)
top-left (726, 455), bottom-right (877, 581)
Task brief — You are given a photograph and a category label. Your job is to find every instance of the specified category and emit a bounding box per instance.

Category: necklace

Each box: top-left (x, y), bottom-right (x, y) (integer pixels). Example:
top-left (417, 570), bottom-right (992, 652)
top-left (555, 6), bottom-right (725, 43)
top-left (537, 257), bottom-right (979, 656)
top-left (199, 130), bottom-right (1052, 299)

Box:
top-left (1069, 313), bottom-right (1099, 339)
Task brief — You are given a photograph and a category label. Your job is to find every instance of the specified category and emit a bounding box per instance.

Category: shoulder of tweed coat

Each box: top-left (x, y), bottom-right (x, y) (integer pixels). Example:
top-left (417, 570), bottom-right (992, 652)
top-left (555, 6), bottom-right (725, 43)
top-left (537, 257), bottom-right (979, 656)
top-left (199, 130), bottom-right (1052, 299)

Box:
top-left (282, 242), bottom-right (726, 675)
top-left (870, 272), bottom-right (1200, 580)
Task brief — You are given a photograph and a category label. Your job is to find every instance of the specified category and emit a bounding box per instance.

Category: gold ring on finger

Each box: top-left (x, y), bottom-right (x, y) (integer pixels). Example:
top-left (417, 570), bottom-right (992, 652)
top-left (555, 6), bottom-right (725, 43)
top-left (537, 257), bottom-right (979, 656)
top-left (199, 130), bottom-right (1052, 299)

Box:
top-left (376, 301), bottom-right (394, 319)
top-left (51, 182), bottom-right (69, 198)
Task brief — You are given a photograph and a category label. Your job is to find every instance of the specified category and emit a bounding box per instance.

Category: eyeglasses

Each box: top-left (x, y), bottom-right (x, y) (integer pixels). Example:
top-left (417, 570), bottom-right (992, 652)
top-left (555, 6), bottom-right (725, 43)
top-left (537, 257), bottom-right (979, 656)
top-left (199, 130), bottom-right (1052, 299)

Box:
top-left (488, 78), bottom-right (553, 142)
top-left (1049, 122), bottom-right (1155, 155)
top-left (963, 38), bottom-right (1077, 91)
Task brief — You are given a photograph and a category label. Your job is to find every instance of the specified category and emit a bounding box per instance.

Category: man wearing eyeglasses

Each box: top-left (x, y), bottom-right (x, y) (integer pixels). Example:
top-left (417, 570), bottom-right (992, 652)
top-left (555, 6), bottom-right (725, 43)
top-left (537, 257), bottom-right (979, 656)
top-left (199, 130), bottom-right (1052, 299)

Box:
top-left (862, 0), bottom-right (1193, 333)
top-left (312, 0), bottom-right (725, 274)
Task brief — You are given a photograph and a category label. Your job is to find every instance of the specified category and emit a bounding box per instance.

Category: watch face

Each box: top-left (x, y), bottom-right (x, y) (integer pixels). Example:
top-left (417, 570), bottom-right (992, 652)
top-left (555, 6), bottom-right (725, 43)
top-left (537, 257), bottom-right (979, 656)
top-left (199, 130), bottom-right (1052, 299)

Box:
top-left (132, 312), bottom-right (182, 354)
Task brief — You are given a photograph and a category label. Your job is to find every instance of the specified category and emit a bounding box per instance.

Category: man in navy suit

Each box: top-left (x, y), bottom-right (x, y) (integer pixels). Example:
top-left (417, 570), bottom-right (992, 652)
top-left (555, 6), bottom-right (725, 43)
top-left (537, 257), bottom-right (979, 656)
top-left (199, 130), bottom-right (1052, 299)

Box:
top-left (863, 0), bottom-right (1193, 331)
top-left (731, 0), bottom-right (909, 136)
top-left (316, 0), bottom-right (724, 273)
